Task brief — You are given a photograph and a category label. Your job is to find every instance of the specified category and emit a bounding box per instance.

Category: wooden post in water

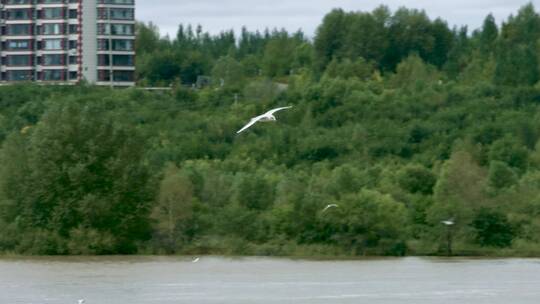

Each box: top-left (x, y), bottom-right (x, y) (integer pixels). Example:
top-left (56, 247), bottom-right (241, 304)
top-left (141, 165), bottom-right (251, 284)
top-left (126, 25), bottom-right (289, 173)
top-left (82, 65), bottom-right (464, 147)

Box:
top-left (441, 219), bottom-right (454, 256)
top-left (446, 225), bottom-right (452, 256)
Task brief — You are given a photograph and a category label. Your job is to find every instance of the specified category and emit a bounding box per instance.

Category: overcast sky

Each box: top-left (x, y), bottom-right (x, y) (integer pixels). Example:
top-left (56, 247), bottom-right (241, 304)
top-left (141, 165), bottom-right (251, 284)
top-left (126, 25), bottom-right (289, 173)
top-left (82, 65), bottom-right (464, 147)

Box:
top-left (136, 0), bottom-right (538, 38)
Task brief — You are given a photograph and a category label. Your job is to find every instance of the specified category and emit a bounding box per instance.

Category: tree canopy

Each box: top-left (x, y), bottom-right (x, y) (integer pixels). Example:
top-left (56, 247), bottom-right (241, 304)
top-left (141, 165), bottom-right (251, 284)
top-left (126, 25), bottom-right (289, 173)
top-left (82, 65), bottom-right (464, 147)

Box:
top-left (2, 4), bottom-right (540, 256)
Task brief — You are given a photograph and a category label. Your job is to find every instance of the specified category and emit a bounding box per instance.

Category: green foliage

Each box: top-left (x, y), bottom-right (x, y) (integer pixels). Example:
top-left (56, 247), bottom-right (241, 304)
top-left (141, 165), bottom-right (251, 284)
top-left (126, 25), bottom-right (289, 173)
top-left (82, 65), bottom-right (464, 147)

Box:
top-left (488, 161), bottom-right (518, 189)
top-left (313, 6), bottom-right (453, 72)
top-left (3, 3), bottom-right (540, 256)
top-left (428, 149), bottom-right (488, 242)
top-left (479, 14), bottom-right (498, 53)
top-left (0, 97), bottom-right (153, 254)
top-left (67, 228), bottom-right (116, 255)
top-left (328, 189), bottom-right (408, 255)
top-left (488, 136), bottom-right (529, 172)
top-left (323, 57), bottom-right (375, 80)
top-left (233, 173), bottom-right (274, 210)
top-left (473, 208), bottom-right (514, 248)
top-left (397, 164), bottom-right (436, 195)
top-left (150, 164), bottom-right (196, 253)
top-left (262, 30), bottom-right (305, 77)
top-left (211, 56), bottom-right (246, 89)
top-left (314, 9), bottom-right (348, 70)
top-left (494, 43), bottom-right (539, 86)
top-left (390, 54), bottom-right (440, 90)
top-left (494, 4), bottom-right (540, 86)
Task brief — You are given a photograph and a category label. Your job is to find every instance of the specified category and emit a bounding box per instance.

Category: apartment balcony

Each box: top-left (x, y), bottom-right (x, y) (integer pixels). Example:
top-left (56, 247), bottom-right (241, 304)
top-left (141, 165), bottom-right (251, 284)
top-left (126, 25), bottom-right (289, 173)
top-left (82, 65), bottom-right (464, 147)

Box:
top-left (2, 65), bottom-right (33, 71)
top-left (1, 69), bottom-right (35, 81)
top-left (4, 19), bottom-right (34, 25)
top-left (1, 34), bottom-right (34, 40)
top-left (96, 81), bottom-right (134, 86)
top-left (0, 50), bottom-right (34, 56)
top-left (2, 4), bottom-right (34, 9)
top-left (97, 0), bottom-right (135, 7)
top-left (35, 4), bottom-right (69, 9)
top-left (96, 19), bottom-right (134, 25)
top-left (96, 49), bottom-right (133, 55)
top-left (97, 62), bottom-right (135, 69)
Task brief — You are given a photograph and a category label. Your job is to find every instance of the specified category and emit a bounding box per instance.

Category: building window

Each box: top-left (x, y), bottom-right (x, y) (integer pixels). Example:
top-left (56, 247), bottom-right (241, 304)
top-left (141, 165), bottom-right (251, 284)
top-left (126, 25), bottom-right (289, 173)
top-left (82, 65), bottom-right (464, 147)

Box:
top-left (68, 24), bottom-right (78, 34)
top-left (98, 54), bottom-right (134, 66)
top-left (6, 0), bottom-right (32, 4)
top-left (99, 0), bottom-right (134, 4)
top-left (98, 70), bottom-right (134, 82)
top-left (7, 70), bottom-right (33, 81)
top-left (110, 8), bottom-right (133, 20)
top-left (98, 8), bottom-right (134, 20)
top-left (7, 55), bottom-right (31, 66)
top-left (98, 69), bottom-right (110, 81)
top-left (113, 70), bottom-right (134, 82)
top-left (42, 24), bottom-right (63, 35)
top-left (113, 55), bottom-right (133, 65)
top-left (7, 40), bottom-right (31, 50)
top-left (112, 39), bottom-right (133, 51)
top-left (42, 8), bottom-right (64, 19)
top-left (97, 39), bottom-right (134, 51)
top-left (7, 9), bottom-right (32, 20)
top-left (7, 24), bottom-right (32, 36)
top-left (97, 39), bottom-right (108, 50)
top-left (42, 54), bottom-right (65, 66)
top-left (42, 70), bottom-right (65, 81)
top-left (98, 24), bottom-right (134, 35)
top-left (68, 9), bottom-right (78, 19)
top-left (42, 39), bottom-right (63, 50)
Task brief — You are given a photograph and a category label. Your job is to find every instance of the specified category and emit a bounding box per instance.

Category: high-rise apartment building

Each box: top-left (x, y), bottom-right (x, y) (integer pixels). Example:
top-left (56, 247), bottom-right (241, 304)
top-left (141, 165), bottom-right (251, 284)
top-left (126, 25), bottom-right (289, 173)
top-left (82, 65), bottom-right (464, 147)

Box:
top-left (0, 0), bottom-right (135, 86)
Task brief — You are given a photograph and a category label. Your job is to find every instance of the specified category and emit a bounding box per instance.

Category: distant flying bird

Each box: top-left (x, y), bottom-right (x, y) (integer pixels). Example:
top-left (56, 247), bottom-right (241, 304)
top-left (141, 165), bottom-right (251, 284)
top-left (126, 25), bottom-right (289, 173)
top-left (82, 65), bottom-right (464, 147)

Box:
top-left (78, 300), bottom-right (85, 304)
top-left (192, 257), bottom-right (200, 263)
top-left (322, 204), bottom-right (339, 212)
top-left (441, 219), bottom-right (455, 226)
top-left (20, 125), bottom-right (31, 134)
top-left (236, 106), bottom-right (292, 134)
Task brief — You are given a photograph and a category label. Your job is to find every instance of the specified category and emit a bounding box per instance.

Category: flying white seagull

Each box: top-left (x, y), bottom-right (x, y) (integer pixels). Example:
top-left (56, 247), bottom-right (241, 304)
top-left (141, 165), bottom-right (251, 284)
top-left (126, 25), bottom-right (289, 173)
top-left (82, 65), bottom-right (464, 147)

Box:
top-left (322, 204), bottom-right (339, 212)
top-left (441, 219), bottom-right (455, 226)
top-left (78, 300), bottom-right (85, 304)
top-left (236, 106), bottom-right (292, 134)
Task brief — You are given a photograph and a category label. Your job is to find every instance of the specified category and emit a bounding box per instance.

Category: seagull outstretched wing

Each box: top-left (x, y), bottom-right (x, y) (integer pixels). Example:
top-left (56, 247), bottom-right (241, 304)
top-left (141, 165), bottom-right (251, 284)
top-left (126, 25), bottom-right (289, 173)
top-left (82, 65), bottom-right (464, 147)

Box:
top-left (237, 116), bottom-right (264, 134)
top-left (322, 204), bottom-right (339, 212)
top-left (264, 106), bottom-right (292, 116)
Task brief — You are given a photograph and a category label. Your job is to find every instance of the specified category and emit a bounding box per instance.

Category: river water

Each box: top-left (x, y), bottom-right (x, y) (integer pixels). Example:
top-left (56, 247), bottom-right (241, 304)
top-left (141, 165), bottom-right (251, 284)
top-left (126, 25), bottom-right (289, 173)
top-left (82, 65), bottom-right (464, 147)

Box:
top-left (1, 256), bottom-right (540, 304)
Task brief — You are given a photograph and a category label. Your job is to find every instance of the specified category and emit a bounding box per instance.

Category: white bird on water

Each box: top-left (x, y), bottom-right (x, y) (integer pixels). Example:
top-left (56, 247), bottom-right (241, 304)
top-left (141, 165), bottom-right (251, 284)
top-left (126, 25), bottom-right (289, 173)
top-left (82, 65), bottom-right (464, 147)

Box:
top-left (322, 204), bottom-right (339, 212)
top-left (236, 106), bottom-right (292, 134)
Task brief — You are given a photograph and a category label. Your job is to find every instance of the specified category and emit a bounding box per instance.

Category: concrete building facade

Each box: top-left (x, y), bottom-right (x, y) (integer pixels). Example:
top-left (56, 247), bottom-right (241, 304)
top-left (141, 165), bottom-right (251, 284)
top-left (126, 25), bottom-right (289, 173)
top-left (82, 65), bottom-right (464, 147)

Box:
top-left (0, 0), bottom-right (135, 86)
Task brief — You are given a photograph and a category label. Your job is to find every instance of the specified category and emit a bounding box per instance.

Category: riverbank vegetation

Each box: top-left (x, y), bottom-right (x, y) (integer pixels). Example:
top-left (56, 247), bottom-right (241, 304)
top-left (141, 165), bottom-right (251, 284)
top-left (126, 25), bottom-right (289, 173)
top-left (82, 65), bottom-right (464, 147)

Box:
top-left (2, 4), bottom-right (540, 256)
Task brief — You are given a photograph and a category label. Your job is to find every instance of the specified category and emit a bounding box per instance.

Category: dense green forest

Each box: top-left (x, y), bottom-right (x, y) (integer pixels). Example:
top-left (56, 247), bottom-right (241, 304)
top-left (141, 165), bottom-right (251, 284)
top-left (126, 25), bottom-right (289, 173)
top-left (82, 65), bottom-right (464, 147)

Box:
top-left (2, 4), bottom-right (540, 256)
